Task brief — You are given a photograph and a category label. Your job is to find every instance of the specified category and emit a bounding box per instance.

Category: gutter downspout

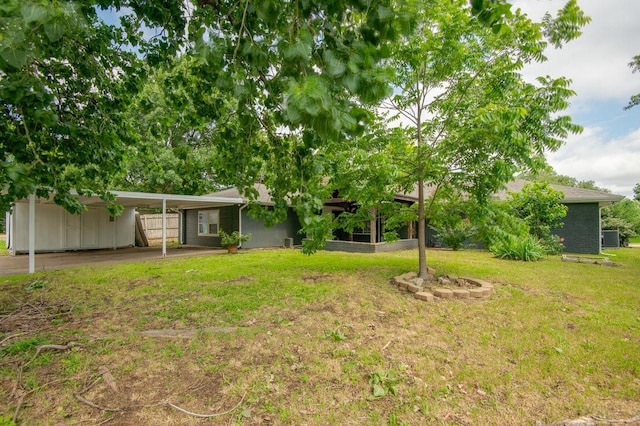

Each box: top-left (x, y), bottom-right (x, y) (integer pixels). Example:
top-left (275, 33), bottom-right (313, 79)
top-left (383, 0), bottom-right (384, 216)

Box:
top-left (599, 205), bottom-right (603, 254)
top-left (238, 203), bottom-right (249, 248)
top-left (6, 209), bottom-right (13, 256)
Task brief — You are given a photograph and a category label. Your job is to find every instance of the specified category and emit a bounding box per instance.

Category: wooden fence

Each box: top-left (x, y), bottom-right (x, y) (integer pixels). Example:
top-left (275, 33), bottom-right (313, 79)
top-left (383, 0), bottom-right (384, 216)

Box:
top-left (139, 213), bottom-right (179, 240)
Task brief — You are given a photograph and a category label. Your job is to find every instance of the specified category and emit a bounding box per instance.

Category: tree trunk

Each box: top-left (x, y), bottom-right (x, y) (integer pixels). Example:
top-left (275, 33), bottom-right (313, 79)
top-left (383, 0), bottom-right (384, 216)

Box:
top-left (417, 177), bottom-right (428, 278)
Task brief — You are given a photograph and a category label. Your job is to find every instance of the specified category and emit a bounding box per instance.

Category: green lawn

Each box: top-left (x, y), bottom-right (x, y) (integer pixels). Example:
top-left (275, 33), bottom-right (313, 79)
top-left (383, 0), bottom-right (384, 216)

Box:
top-left (1, 248), bottom-right (639, 425)
top-left (0, 234), bottom-right (6, 256)
top-left (630, 236), bottom-right (640, 244)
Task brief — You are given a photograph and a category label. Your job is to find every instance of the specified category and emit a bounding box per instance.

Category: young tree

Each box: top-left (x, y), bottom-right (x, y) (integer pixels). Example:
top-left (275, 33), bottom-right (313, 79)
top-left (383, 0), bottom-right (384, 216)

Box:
top-left (634, 183), bottom-right (640, 202)
top-left (359, 0), bottom-right (589, 277)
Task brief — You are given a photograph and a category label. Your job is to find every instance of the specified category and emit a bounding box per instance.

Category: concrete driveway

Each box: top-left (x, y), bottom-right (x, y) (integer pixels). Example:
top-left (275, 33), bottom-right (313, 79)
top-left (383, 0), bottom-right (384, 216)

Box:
top-left (0, 240), bottom-right (225, 276)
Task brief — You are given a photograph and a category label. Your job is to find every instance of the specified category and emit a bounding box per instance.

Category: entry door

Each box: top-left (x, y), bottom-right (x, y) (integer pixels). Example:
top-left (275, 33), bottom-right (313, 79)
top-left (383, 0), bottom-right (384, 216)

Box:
top-left (66, 213), bottom-right (82, 249)
top-left (65, 209), bottom-right (98, 249)
top-left (82, 208), bottom-right (98, 248)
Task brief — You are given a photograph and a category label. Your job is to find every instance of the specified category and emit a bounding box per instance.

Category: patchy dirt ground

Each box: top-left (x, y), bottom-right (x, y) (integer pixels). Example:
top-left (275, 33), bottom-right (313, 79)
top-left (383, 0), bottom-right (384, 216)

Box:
top-left (2, 249), bottom-right (640, 425)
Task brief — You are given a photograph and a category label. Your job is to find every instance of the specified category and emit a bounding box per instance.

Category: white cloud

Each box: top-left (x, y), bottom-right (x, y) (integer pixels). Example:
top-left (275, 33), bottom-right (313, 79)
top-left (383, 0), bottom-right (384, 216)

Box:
top-left (547, 127), bottom-right (640, 197)
top-left (511, 0), bottom-right (640, 198)
top-left (514, 0), bottom-right (640, 102)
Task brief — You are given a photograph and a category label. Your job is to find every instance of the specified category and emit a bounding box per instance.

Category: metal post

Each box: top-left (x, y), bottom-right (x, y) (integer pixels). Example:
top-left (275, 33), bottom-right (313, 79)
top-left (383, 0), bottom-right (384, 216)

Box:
top-left (162, 198), bottom-right (167, 258)
top-left (28, 193), bottom-right (35, 273)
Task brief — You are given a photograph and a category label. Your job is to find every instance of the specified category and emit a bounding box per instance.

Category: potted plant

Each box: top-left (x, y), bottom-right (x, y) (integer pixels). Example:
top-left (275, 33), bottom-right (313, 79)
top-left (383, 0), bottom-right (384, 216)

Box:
top-left (218, 230), bottom-right (251, 254)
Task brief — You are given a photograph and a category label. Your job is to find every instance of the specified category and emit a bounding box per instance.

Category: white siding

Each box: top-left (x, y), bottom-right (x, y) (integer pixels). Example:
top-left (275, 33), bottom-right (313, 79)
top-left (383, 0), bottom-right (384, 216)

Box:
top-left (9, 203), bottom-right (135, 253)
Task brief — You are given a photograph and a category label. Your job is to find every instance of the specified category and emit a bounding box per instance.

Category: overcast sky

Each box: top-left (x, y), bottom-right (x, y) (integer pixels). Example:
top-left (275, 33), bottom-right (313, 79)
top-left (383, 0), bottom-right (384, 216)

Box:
top-left (513, 0), bottom-right (640, 198)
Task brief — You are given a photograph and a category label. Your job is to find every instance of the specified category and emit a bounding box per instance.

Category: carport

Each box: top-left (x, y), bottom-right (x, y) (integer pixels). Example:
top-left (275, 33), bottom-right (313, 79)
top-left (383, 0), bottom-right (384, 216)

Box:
top-left (6, 191), bottom-right (244, 274)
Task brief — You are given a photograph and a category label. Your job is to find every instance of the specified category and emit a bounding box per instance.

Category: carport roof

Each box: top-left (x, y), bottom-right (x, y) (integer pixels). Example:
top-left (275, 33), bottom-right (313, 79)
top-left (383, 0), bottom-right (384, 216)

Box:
top-left (21, 190), bottom-right (245, 210)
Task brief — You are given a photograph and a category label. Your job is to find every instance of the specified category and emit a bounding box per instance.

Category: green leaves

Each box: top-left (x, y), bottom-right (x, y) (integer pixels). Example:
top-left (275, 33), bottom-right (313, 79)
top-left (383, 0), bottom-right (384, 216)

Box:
top-left (542, 0), bottom-right (591, 48)
top-left (368, 369), bottom-right (402, 400)
top-left (625, 55), bottom-right (640, 110)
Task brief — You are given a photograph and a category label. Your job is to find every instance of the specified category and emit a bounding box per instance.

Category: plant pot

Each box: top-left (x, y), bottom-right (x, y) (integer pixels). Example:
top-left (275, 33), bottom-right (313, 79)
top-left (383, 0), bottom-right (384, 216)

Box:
top-left (226, 245), bottom-right (238, 254)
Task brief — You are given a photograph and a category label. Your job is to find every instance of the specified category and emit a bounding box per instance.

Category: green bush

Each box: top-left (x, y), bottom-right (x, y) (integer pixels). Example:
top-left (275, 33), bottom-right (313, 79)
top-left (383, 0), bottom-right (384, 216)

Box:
top-left (218, 230), bottom-right (251, 247)
top-left (431, 220), bottom-right (476, 251)
top-left (540, 234), bottom-right (564, 255)
top-left (490, 234), bottom-right (545, 261)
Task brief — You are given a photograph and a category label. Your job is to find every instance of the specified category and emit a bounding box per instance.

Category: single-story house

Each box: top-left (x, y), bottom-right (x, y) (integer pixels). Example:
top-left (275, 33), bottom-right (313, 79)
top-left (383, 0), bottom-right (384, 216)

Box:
top-left (191, 180), bottom-right (625, 254)
top-left (183, 185), bottom-right (422, 253)
top-left (180, 184), bottom-right (303, 249)
top-left (5, 179), bottom-right (624, 274)
top-left (495, 180), bottom-right (624, 254)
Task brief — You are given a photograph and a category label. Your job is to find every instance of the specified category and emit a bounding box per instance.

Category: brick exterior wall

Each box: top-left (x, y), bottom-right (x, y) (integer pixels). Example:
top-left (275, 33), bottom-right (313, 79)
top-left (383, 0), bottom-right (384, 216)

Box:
top-left (183, 206), bottom-right (239, 247)
top-left (183, 206), bottom-right (302, 248)
top-left (554, 203), bottom-right (601, 254)
top-left (241, 208), bottom-right (302, 249)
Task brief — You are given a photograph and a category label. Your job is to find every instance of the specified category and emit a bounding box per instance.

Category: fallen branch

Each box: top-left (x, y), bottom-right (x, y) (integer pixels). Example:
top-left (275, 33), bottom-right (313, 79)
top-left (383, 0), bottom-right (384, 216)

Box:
top-left (546, 414), bottom-right (640, 425)
top-left (22, 342), bottom-right (83, 370)
top-left (74, 394), bottom-right (123, 412)
top-left (0, 332), bottom-right (29, 346)
top-left (12, 342), bottom-right (83, 422)
top-left (74, 392), bottom-right (247, 419)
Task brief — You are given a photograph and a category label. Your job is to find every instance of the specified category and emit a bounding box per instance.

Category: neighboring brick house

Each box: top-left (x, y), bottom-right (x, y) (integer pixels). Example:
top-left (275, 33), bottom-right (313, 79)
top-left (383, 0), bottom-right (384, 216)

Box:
top-left (496, 180), bottom-right (624, 254)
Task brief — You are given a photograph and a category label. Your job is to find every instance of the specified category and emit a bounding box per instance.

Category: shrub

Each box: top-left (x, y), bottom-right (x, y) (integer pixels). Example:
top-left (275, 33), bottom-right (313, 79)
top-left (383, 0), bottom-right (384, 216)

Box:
top-left (431, 220), bottom-right (476, 251)
top-left (490, 234), bottom-right (545, 261)
top-left (218, 230), bottom-right (251, 247)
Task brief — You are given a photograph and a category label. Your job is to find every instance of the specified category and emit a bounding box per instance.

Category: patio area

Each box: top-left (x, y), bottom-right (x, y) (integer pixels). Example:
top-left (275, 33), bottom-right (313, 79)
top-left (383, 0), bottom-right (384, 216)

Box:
top-left (0, 242), bottom-right (224, 276)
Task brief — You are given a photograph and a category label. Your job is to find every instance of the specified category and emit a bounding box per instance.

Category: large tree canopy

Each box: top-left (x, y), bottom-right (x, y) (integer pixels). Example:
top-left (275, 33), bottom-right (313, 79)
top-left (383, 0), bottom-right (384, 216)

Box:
top-left (2, 0), bottom-right (588, 270)
top-left (1, 0), bottom-right (413, 213)
top-left (0, 0), bottom-right (193, 213)
top-left (111, 56), bottom-right (239, 195)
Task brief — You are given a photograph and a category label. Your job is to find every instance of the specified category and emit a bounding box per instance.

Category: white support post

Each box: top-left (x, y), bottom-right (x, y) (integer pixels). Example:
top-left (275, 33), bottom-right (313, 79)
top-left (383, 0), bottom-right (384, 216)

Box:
top-left (162, 198), bottom-right (167, 258)
top-left (28, 193), bottom-right (35, 273)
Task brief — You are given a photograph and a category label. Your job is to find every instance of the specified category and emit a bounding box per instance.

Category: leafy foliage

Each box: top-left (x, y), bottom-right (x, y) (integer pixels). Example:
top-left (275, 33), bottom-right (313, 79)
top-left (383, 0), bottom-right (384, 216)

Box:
top-left (625, 54), bottom-right (640, 110)
top-left (0, 0), bottom-right (186, 214)
top-left (368, 369), bottom-right (402, 400)
top-left (518, 169), bottom-right (608, 192)
top-left (112, 57), bottom-right (235, 195)
top-left (1, 0), bottom-right (413, 218)
top-left (505, 182), bottom-right (567, 254)
top-left (602, 199), bottom-right (640, 246)
top-left (490, 234), bottom-right (545, 261)
top-left (634, 183), bottom-right (640, 202)
top-left (429, 195), bottom-right (477, 250)
top-left (323, 328), bottom-right (347, 342)
top-left (218, 230), bottom-right (251, 247)
top-left (0, 415), bottom-right (16, 426)
top-left (430, 220), bottom-right (476, 251)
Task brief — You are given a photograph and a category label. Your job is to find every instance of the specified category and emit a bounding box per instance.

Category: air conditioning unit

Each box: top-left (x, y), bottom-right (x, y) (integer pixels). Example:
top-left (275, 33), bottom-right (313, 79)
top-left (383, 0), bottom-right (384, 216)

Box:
top-left (284, 237), bottom-right (294, 248)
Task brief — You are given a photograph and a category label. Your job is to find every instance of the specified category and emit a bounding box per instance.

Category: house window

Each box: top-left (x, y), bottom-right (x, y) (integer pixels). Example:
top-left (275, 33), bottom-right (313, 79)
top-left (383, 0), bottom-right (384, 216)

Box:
top-left (354, 221), bottom-right (372, 235)
top-left (198, 210), bottom-right (219, 236)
